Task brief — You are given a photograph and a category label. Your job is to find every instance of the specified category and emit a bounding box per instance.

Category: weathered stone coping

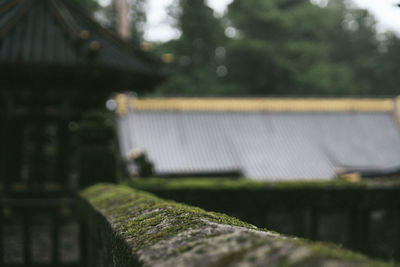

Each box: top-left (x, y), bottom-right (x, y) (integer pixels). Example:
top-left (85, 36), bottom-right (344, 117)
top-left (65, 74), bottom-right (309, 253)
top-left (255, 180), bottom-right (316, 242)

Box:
top-left (79, 183), bottom-right (393, 267)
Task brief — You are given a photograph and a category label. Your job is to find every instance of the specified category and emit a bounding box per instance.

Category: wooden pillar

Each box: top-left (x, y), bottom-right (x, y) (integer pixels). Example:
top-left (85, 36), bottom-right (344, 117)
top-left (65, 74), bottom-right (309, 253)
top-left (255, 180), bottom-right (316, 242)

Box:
top-left (79, 220), bottom-right (87, 267)
top-left (30, 119), bottom-right (49, 191)
top-left (292, 209), bottom-right (306, 238)
top-left (5, 116), bottom-right (22, 190)
top-left (23, 209), bottom-right (32, 265)
top-left (51, 210), bottom-right (60, 265)
top-left (57, 120), bottom-right (69, 192)
top-left (394, 209), bottom-right (400, 260)
top-left (0, 112), bottom-right (6, 189)
top-left (310, 208), bottom-right (319, 240)
top-left (0, 204), bottom-right (3, 265)
top-left (115, 0), bottom-right (131, 39)
top-left (348, 208), bottom-right (370, 254)
top-left (360, 210), bottom-right (370, 254)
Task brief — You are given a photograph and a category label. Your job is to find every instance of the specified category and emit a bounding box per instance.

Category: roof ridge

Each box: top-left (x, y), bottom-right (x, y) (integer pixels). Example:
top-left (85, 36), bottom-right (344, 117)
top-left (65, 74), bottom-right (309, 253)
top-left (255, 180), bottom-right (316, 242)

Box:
top-left (0, 0), bottom-right (163, 87)
top-left (62, 0), bottom-right (137, 50)
top-left (61, 0), bottom-right (160, 66)
top-left (48, 0), bottom-right (80, 42)
top-left (0, 0), bottom-right (32, 39)
top-left (0, 0), bottom-right (19, 14)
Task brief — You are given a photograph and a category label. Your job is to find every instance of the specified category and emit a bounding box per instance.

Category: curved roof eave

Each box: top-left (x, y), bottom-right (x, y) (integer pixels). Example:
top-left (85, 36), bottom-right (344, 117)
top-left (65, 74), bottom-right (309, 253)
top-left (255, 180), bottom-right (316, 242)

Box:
top-left (0, 0), bottom-right (164, 88)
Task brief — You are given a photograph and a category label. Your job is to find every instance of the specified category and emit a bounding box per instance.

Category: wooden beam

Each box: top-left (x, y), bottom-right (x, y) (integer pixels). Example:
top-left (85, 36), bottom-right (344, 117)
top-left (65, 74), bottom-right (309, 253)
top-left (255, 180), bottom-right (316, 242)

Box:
top-left (115, 0), bottom-right (131, 39)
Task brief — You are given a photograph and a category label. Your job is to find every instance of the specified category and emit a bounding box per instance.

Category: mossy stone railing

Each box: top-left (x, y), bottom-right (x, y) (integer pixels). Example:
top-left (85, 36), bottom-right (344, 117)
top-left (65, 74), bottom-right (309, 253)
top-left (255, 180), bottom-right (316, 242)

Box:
top-left (79, 183), bottom-right (393, 267)
top-left (129, 178), bottom-right (400, 261)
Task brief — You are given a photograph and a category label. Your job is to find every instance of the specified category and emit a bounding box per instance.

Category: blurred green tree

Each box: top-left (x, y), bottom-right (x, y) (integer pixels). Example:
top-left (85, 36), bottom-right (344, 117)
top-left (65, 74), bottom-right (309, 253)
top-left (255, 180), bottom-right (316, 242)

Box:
top-left (153, 0), bottom-right (230, 96)
top-left (224, 0), bottom-right (363, 95)
top-left (374, 34), bottom-right (400, 95)
top-left (130, 0), bottom-right (147, 43)
top-left (74, 0), bottom-right (147, 44)
top-left (73, 0), bottom-right (100, 12)
top-left (74, 0), bottom-right (400, 97)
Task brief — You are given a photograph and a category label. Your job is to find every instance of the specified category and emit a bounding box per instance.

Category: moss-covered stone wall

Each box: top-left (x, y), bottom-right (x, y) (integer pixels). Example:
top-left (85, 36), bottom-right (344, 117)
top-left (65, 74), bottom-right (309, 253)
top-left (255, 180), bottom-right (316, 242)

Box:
top-left (128, 178), bottom-right (400, 261)
top-left (79, 183), bottom-right (394, 267)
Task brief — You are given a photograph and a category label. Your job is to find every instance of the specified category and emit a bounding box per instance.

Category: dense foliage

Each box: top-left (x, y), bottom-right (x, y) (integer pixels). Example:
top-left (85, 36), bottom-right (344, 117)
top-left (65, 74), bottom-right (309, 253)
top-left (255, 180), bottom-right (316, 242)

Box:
top-left (72, 0), bottom-right (100, 12)
top-left (155, 0), bottom-right (400, 96)
top-left (154, 0), bottom-right (230, 95)
top-left (76, 0), bottom-right (147, 43)
top-left (83, 0), bottom-right (400, 96)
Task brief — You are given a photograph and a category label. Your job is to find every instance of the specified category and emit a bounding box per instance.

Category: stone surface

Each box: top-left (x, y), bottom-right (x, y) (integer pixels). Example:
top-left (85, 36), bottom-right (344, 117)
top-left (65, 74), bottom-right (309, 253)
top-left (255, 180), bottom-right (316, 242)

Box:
top-left (79, 184), bottom-right (393, 267)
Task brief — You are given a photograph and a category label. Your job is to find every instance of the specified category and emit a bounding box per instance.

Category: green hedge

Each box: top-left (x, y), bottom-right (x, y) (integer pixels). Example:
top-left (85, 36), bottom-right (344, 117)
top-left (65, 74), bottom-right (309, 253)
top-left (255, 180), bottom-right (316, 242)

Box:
top-left (79, 183), bottom-right (393, 267)
top-left (128, 178), bottom-right (400, 213)
top-left (129, 177), bottom-right (371, 190)
top-left (78, 111), bottom-right (114, 145)
top-left (77, 111), bottom-right (117, 187)
top-left (78, 146), bottom-right (117, 187)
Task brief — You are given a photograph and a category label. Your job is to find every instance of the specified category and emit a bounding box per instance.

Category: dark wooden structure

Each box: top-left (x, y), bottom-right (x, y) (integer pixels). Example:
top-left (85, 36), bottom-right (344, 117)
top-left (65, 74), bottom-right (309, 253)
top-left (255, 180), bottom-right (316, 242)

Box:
top-left (0, 0), bottom-right (162, 265)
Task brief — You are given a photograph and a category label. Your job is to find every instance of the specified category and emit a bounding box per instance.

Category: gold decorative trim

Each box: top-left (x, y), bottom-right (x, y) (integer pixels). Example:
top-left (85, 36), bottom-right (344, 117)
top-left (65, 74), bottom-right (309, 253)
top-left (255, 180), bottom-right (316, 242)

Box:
top-left (396, 96), bottom-right (400, 116)
top-left (128, 98), bottom-right (394, 112)
top-left (115, 94), bottom-right (129, 116)
top-left (392, 96), bottom-right (400, 127)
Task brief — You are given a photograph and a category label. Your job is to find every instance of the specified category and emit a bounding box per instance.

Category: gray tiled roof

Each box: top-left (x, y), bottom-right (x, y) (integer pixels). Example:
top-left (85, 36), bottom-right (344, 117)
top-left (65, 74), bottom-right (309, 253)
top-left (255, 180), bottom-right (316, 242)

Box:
top-left (117, 110), bottom-right (400, 180)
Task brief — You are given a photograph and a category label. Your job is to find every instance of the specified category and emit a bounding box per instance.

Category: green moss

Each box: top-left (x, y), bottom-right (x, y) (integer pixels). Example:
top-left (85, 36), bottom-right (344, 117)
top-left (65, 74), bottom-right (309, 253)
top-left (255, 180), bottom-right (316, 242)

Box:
top-left (80, 184), bottom-right (394, 267)
top-left (80, 183), bottom-right (254, 251)
top-left (289, 238), bottom-right (396, 267)
top-left (128, 177), bottom-right (370, 191)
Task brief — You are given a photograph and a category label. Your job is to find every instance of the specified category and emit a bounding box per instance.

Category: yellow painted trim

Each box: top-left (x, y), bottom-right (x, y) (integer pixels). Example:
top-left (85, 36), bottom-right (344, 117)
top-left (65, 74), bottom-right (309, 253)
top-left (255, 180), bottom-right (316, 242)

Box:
top-left (115, 94), bottom-right (129, 116)
top-left (392, 96), bottom-right (400, 128)
top-left (128, 98), bottom-right (394, 112)
top-left (396, 96), bottom-right (400, 117)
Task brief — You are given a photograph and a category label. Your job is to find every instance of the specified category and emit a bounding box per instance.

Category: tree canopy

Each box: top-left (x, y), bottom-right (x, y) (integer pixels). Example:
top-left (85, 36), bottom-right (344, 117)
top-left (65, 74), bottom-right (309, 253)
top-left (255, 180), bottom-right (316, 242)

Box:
top-left (81, 0), bottom-right (400, 97)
